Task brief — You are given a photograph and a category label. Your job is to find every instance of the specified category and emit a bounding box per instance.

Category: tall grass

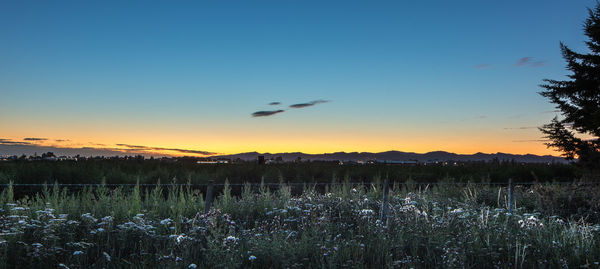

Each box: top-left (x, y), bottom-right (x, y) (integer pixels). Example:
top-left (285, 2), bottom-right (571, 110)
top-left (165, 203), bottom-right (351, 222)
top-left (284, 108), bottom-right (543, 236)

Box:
top-left (0, 181), bottom-right (598, 268)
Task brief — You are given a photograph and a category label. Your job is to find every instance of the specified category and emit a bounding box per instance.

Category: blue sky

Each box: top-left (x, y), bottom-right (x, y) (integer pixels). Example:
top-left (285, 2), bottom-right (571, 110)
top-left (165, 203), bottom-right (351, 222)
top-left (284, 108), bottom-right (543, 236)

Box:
top-left (0, 0), bottom-right (596, 156)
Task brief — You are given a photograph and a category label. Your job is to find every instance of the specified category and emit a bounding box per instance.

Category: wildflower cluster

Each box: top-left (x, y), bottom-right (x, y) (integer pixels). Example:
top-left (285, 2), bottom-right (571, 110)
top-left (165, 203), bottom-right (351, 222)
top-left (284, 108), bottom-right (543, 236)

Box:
top-left (0, 183), bottom-right (598, 268)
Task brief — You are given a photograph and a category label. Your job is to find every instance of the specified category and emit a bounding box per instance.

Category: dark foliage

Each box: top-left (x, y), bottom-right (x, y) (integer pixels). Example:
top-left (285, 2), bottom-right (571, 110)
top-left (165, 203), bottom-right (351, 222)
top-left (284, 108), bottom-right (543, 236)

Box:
top-left (539, 4), bottom-right (600, 172)
top-left (0, 159), bottom-right (575, 186)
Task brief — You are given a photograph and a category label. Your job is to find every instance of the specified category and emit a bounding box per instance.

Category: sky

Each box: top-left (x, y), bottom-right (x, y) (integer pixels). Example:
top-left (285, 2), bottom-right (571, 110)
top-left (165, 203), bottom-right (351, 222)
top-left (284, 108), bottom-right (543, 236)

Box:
top-left (0, 0), bottom-right (596, 157)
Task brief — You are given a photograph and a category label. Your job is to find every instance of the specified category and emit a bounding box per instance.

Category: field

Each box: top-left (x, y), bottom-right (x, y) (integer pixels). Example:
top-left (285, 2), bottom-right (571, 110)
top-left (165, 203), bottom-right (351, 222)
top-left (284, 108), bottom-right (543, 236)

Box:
top-left (1, 171), bottom-right (600, 268)
top-left (0, 159), bottom-right (577, 185)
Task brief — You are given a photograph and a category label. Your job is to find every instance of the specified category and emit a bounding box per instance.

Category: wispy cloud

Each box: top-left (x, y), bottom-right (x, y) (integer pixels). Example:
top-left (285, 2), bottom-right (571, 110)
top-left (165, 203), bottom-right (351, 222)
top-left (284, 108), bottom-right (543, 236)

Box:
top-left (115, 144), bottom-right (147, 149)
top-left (515, 57), bottom-right (532, 66)
top-left (459, 115), bottom-right (488, 122)
top-left (23, 137), bottom-right (48, 141)
top-left (508, 114), bottom-right (526, 119)
top-left (168, 149), bottom-right (217, 155)
top-left (474, 64), bottom-right (492, 69)
top-left (0, 140), bottom-right (216, 157)
top-left (88, 142), bottom-right (107, 147)
top-left (251, 99), bottom-right (330, 117)
top-left (116, 144), bottom-right (217, 156)
top-left (55, 139), bottom-right (70, 142)
top-left (515, 57), bottom-right (545, 68)
top-left (252, 110), bottom-right (285, 117)
top-left (512, 139), bottom-right (549, 142)
top-left (542, 110), bottom-right (561, 114)
top-left (0, 138), bottom-right (32, 146)
top-left (289, 99), bottom-right (330, 109)
top-left (531, 61), bottom-right (546, 67)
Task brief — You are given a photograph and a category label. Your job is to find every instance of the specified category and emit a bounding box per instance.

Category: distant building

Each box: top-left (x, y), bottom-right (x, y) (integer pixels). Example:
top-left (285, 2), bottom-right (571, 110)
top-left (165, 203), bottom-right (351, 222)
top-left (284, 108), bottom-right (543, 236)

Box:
top-left (197, 160), bottom-right (218, 164)
top-left (376, 160), bottom-right (418, 165)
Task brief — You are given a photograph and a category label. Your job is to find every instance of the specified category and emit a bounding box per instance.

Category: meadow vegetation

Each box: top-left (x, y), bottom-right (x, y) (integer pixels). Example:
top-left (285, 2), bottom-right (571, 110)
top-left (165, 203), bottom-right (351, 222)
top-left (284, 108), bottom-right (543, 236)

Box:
top-left (1, 179), bottom-right (599, 268)
top-left (0, 159), bottom-right (576, 185)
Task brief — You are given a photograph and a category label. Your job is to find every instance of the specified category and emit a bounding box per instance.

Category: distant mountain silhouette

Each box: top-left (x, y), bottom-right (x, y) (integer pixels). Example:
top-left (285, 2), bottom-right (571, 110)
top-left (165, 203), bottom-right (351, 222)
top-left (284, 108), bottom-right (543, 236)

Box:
top-left (0, 144), bottom-right (568, 163)
top-left (216, 150), bottom-right (567, 163)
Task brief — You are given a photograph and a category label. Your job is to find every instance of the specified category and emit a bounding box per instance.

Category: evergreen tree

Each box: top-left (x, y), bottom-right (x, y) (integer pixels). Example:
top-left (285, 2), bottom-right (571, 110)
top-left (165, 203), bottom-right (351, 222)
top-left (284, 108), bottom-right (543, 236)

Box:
top-left (539, 4), bottom-right (600, 171)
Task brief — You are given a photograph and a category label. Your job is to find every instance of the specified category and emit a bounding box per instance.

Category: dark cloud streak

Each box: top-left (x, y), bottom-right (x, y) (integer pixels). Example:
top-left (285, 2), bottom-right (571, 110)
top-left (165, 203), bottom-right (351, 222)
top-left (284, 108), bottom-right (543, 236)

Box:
top-left (252, 110), bottom-right (285, 117)
top-left (0, 138), bottom-right (32, 146)
top-left (289, 100), bottom-right (329, 109)
top-left (116, 144), bottom-right (147, 149)
top-left (268, 102), bottom-right (281, 105)
top-left (515, 57), bottom-right (532, 66)
top-left (116, 143), bottom-right (217, 155)
top-left (512, 139), bottom-right (549, 142)
top-left (23, 137), bottom-right (48, 141)
top-left (515, 57), bottom-right (545, 68)
top-left (0, 140), bottom-right (216, 157)
top-left (503, 126), bottom-right (538, 130)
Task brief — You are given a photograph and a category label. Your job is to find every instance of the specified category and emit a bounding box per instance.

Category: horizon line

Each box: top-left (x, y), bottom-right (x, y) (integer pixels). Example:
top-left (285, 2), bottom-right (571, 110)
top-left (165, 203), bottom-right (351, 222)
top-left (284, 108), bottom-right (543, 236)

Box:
top-left (0, 143), bottom-right (565, 158)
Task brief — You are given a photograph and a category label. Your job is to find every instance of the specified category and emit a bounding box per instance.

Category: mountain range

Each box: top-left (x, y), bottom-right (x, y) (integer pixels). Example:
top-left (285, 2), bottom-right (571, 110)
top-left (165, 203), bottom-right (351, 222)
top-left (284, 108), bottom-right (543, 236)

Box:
top-left (0, 144), bottom-right (567, 163)
top-left (215, 150), bottom-right (567, 163)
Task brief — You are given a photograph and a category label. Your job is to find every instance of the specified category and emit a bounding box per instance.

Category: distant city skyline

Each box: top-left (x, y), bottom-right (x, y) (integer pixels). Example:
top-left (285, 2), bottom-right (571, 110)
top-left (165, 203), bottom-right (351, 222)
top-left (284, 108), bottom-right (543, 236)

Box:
top-left (1, 1), bottom-right (596, 157)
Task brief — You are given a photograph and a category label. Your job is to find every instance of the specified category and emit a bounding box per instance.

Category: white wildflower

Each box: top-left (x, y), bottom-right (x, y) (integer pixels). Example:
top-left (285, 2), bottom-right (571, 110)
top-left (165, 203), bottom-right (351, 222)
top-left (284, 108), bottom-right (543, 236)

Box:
top-left (518, 216), bottom-right (544, 229)
top-left (360, 209), bottom-right (374, 215)
top-left (176, 234), bottom-right (186, 244)
top-left (226, 235), bottom-right (238, 242)
top-left (81, 213), bottom-right (97, 222)
top-left (449, 208), bottom-right (464, 214)
top-left (249, 255), bottom-right (257, 261)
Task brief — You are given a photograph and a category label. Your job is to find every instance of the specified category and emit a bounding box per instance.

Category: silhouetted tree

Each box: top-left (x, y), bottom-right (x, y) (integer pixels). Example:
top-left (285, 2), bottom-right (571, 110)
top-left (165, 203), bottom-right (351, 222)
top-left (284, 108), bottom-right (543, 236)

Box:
top-left (539, 4), bottom-right (600, 173)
